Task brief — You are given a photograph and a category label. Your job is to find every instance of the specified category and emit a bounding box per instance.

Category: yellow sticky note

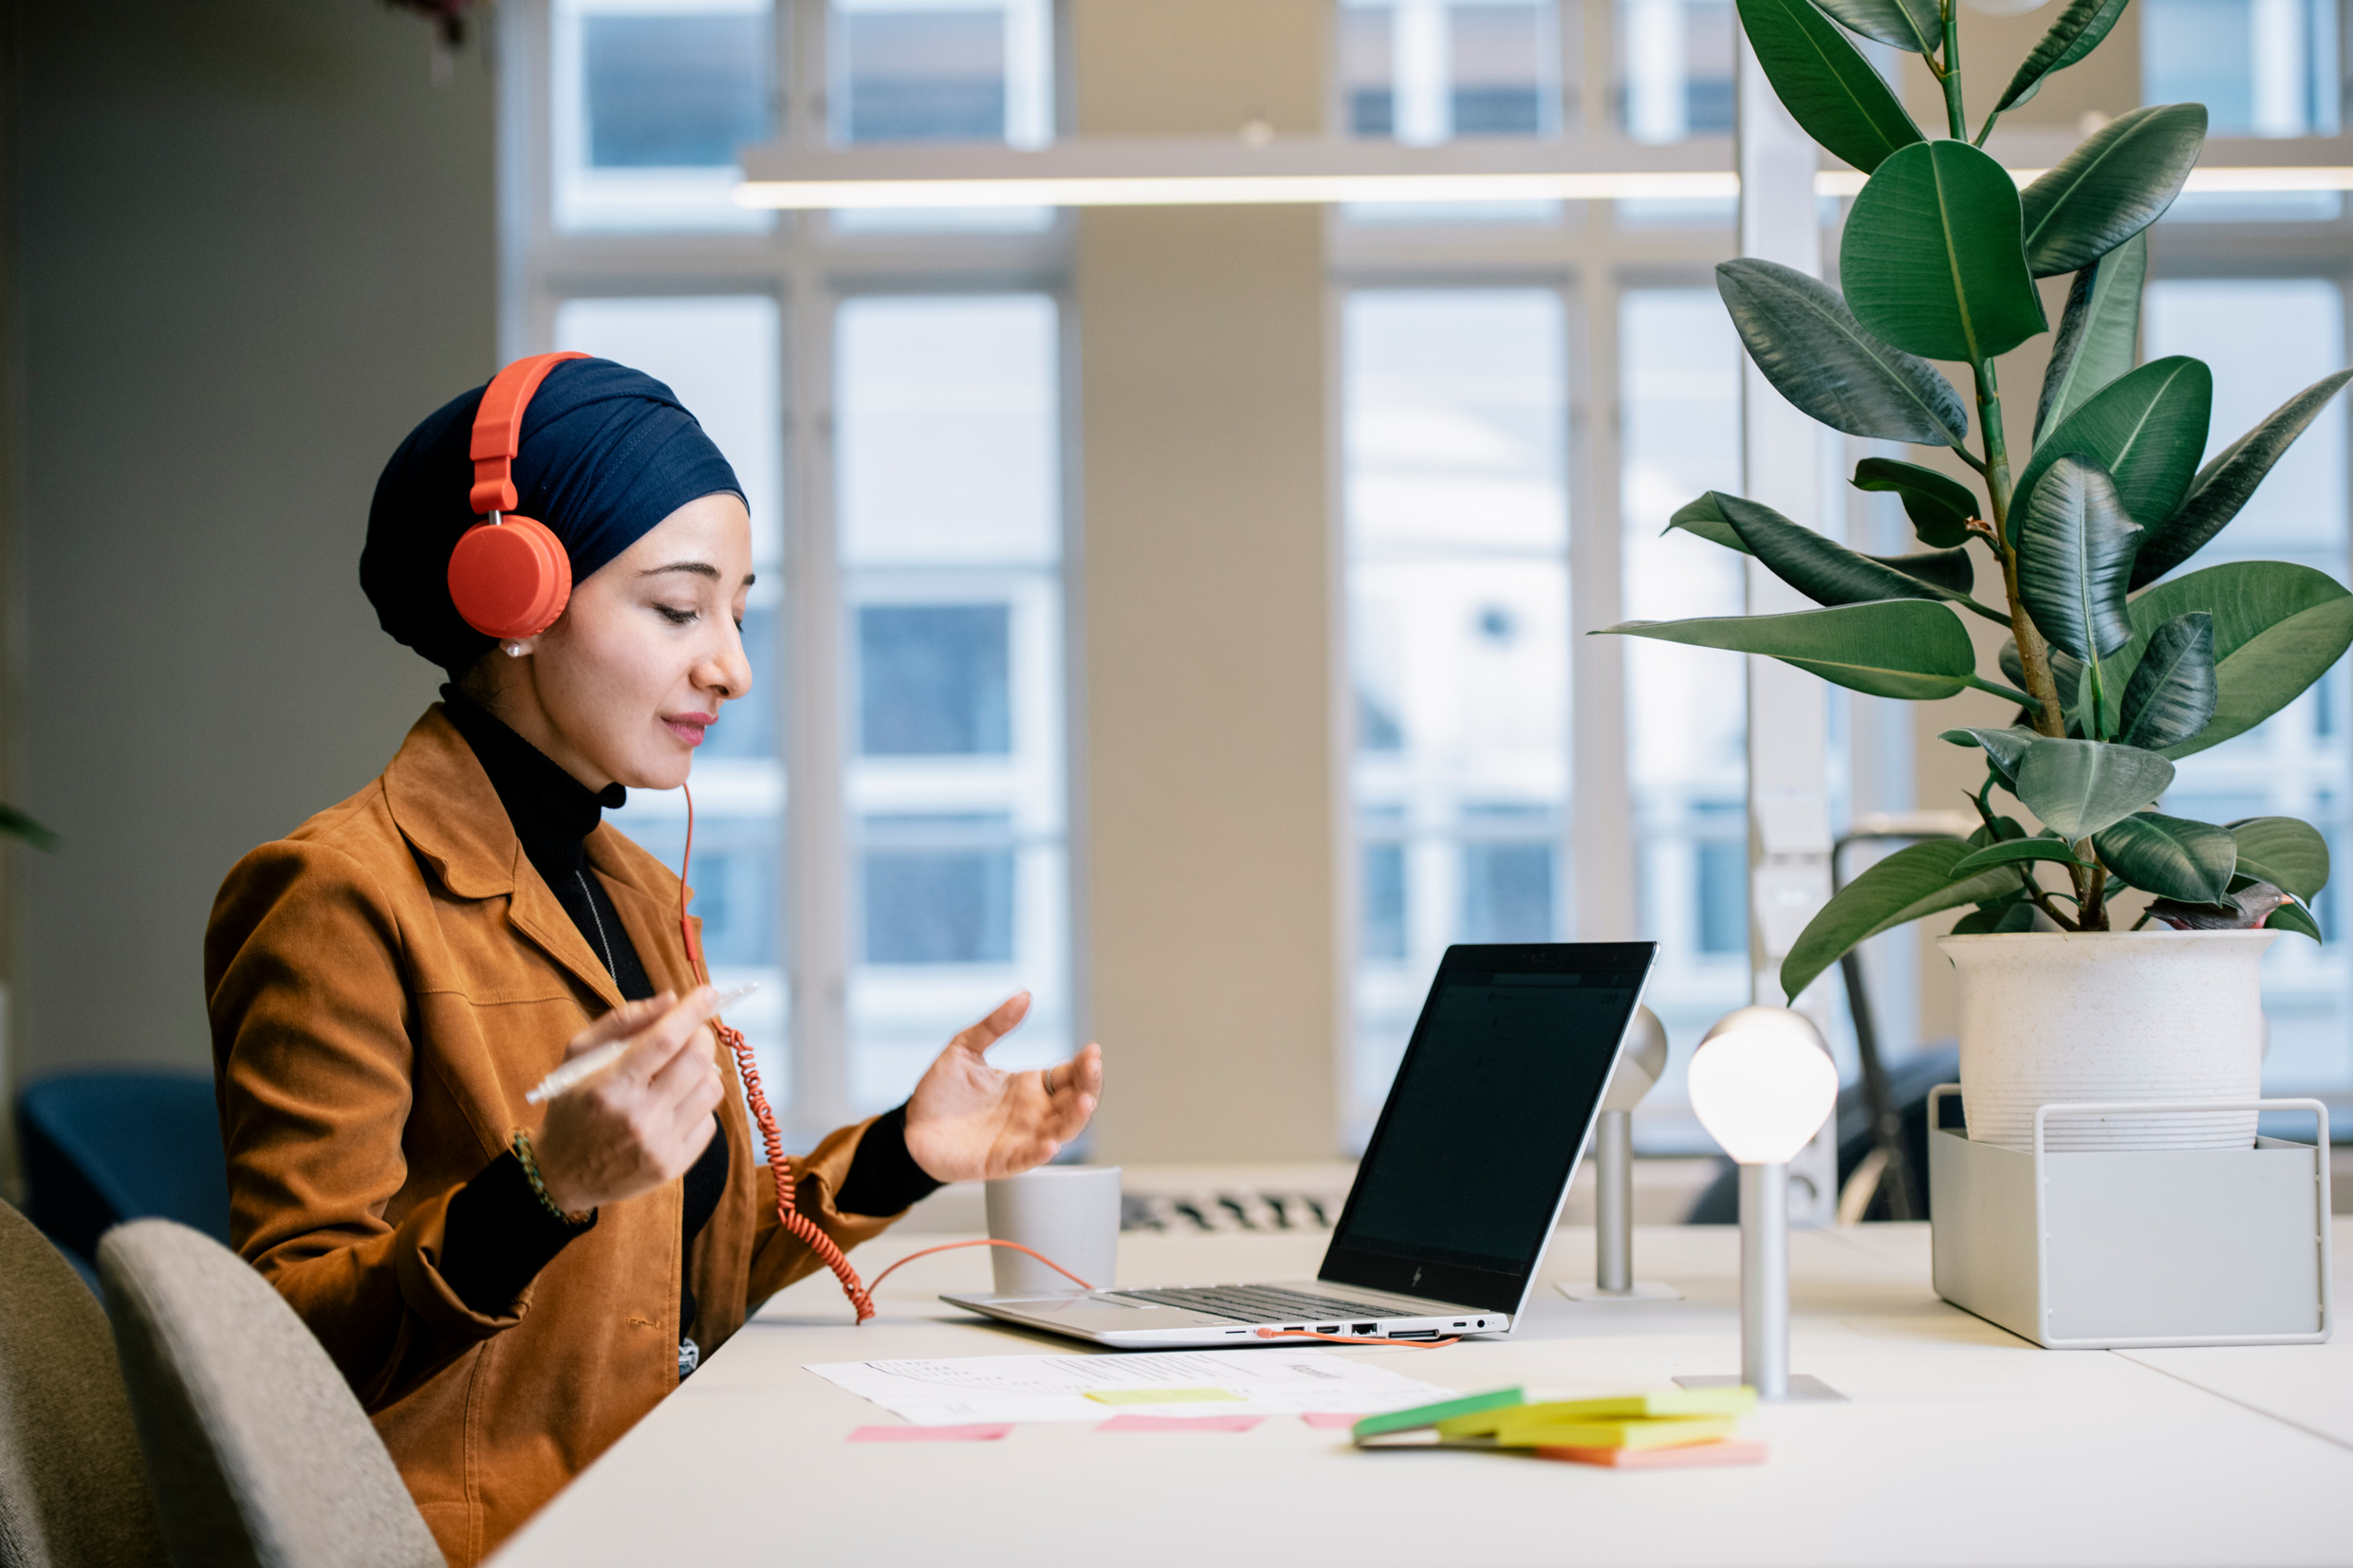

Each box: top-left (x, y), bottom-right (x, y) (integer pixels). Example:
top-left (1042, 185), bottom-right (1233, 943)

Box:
top-left (1084, 1387), bottom-right (1242, 1406)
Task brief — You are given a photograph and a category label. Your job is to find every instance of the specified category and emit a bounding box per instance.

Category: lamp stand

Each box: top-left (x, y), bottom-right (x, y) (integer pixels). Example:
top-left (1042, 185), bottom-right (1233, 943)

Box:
top-left (1559, 1110), bottom-right (1679, 1301)
top-left (1674, 1161), bottom-right (1844, 1403)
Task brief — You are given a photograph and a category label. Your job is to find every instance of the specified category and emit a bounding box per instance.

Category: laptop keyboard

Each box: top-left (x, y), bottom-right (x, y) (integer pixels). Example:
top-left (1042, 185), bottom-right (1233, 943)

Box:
top-left (1108, 1284), bottom-right (1421, 1324)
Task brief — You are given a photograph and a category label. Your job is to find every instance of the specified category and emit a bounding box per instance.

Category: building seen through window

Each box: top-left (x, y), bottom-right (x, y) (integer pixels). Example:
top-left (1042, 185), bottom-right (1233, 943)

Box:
top-left (2143, 0), bottom-right (2343, 138)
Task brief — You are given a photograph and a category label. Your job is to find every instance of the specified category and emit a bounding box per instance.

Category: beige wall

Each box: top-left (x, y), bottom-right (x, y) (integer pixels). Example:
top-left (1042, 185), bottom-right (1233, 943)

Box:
top-left (1072, 0), bottom-right (1343, 1160)
top-left (11, 1), bottom-right (493, 1085)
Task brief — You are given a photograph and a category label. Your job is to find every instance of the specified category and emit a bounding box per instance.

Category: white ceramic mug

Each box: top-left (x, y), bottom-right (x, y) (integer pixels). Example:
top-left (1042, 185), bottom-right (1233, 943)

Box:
top-left (983, 1165), bottom-right (1121, 1296)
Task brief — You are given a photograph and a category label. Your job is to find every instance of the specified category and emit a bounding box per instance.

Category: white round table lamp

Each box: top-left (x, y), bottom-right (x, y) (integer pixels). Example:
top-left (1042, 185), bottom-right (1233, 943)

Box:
top-left (1686, 1005), bottom-right (1841, 1400)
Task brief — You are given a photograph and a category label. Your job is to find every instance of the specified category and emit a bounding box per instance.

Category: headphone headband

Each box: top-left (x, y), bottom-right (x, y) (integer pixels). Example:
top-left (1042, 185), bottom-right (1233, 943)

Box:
top-left (467, 351), bottom-right (588, 517)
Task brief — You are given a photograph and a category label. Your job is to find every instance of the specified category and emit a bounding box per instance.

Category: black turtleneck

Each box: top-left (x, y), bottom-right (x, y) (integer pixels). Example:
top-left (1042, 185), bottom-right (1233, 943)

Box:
top-left (433, 692), bottom-right (941, 1339)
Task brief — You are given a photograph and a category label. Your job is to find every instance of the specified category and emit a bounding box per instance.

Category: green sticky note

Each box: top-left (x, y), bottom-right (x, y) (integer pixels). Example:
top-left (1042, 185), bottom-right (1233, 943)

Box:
top-left (1084, 1387), bottom-right (1241, 1405)
top-left (1351, 1387), bottom-right (1524, 1443)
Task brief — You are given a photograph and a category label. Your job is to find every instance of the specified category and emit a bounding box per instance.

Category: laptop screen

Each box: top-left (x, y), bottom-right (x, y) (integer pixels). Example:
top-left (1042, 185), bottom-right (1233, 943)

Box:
top-left (1319, 942), bottom-right (1658, 1313)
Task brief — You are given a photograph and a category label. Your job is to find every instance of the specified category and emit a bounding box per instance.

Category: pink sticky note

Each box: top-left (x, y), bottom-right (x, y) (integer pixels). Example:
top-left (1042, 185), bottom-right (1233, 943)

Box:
top-left (1097, 1412), bottom-right (1266, 1433)
top-left (1301, 1412), bottom-right (1367, 1430)
top-left (848, 1424), bottom-right (1012, 1443)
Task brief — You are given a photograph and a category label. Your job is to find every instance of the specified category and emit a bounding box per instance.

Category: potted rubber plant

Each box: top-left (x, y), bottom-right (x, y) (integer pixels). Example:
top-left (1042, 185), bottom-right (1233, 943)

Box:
top-left (1602, 0), bottom-right (2353, 1152)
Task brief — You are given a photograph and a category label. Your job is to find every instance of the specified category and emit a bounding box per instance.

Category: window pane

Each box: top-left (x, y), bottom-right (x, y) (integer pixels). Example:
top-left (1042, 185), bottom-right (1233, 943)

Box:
top-left (857, 604), bottom-right (1011, 755)
top-left (2143, 0), bottom-right (2341, 138)
top-left (1619, 0), bottom-right (1735, 141)
top-left (584, 14), bottom-right (771, 166)
top-left (553, 0), bottom-right (775, 233)
top-left (2145, 279), bottom-right (2352, 1096)
top-left (1344, 289), bottom-right (1570, 1140)
top-left (551, 294), bottom-right (790, 1113)
top-left (836, 295), bottom-right (1068, 1112)
top-left (1621, 287), bottom-right (1748, 1134)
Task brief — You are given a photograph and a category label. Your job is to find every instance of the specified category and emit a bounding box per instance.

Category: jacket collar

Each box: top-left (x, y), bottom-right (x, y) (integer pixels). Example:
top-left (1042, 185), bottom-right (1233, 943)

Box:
top-left (384, 705), bottom-right (693, 1007)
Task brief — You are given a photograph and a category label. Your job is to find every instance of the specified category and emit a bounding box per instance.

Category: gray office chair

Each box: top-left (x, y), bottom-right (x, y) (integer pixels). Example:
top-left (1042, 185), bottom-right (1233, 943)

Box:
top-left (0, 1199), bottom-right (168, 1568)
top-left (96, 1221), bottom-right (443, 1568)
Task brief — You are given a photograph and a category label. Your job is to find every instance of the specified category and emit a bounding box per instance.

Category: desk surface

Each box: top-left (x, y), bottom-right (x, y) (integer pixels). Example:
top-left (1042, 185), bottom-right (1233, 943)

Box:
top-left (491, 1220), bottom-right (2353, 1567)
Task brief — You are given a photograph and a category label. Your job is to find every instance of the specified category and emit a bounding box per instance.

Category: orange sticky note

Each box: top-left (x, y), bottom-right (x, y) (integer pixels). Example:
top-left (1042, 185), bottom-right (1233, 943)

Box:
top-left (1536, 1439), bottom-right (1769, 1468)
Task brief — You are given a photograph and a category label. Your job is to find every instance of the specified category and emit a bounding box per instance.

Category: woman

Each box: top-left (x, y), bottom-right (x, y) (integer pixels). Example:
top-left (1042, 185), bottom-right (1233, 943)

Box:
top-left (207, 358), bottom-right (1103, 1567)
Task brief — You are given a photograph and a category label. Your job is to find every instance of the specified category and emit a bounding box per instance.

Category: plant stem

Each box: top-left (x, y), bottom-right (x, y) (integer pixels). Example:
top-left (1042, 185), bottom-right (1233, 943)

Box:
top-left (1975, 359), bottom-right (2105, 926)
top-left (1964, 673), bottom-right (2036, 704)
top-left (1939, 0), bottom-right (1967, 139)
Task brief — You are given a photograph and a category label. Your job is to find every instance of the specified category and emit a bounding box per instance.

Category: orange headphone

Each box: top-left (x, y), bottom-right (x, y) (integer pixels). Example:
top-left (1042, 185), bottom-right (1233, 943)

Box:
top-left (447, 351), bottom-right (588, 640)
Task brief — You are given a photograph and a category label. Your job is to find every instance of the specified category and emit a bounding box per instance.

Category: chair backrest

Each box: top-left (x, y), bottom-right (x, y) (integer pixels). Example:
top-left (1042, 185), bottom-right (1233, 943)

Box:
top-left (16, 1073), bottom-right (232, 1263)
top-left (0, 1199), bottom-right (168, 1568)
top-left (97, 1221), bottom-right (443, 1568)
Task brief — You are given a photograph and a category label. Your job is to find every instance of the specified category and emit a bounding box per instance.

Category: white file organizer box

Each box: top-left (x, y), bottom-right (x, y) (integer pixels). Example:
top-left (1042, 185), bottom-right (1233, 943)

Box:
top-left (1927, 1088), bottom-right (2333, 1349)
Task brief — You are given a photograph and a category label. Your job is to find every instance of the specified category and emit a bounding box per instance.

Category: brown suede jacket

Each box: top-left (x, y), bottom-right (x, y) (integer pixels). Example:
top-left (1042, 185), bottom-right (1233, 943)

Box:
top-left (206, 706), bottom-right (902, 1566)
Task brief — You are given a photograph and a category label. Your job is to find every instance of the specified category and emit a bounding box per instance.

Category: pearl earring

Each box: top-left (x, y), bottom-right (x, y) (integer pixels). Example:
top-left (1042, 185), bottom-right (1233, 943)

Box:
top-left (504, 642), bottom-right (527, 658)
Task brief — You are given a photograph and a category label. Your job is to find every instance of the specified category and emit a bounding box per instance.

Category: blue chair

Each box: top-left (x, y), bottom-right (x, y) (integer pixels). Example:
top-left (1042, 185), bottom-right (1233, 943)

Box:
top-left (15, 1071), bottom-right (232, 1287)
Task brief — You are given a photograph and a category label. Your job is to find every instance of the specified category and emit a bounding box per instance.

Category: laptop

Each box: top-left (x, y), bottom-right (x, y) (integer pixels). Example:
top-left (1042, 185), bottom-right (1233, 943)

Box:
top-left (942, 940), bottom-right (1659, 1349)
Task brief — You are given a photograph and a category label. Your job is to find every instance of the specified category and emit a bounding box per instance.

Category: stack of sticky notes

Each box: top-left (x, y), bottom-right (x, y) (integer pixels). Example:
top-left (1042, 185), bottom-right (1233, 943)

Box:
top-left (1350, 1385), bottom-right (1764, 1468)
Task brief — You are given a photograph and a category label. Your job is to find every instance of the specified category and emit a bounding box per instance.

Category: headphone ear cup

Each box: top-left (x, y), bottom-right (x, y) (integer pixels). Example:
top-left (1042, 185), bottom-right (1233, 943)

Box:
top-left (448, 515), bottom-right (572, 639)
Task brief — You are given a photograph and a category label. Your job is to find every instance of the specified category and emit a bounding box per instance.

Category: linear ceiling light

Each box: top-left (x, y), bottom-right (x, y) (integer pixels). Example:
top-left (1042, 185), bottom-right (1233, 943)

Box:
top-left (735, 138), bottom-right (2353, 210)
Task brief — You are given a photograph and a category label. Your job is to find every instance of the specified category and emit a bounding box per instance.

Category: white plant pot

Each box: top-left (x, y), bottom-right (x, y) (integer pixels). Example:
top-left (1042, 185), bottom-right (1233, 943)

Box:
top-left (1936, 930), bottom-right (2275, 1153)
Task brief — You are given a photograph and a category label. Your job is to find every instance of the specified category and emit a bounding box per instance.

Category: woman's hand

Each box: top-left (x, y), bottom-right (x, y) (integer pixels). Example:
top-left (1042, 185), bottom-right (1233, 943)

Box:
top-left (901, 992), bottom-right (1102, 1184)
top-left (531, 988), bottom-right (727, 1215)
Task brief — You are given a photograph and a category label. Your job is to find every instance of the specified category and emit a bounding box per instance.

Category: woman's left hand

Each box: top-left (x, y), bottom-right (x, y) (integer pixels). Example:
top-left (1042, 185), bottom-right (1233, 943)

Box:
top-left (901, 992), bottom-right (1102, 1183)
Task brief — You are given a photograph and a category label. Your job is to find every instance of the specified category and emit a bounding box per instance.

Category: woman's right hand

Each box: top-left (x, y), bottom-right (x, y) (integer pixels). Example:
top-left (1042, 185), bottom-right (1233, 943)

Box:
top-left (530, 988), bottom-right (727, 1216)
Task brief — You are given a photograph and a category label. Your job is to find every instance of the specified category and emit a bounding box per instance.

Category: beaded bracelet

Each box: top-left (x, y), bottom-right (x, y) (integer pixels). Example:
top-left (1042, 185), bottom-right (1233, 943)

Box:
top-left (511, 1129), bottom-right (595, 1228)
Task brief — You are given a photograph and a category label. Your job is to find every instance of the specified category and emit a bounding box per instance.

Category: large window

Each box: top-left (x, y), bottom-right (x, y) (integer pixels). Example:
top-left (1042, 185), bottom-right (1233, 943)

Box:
top-left (836, 295), bottom-right (1070, 1108)
top-left (1343, 290), bottom-right (1571, 1138)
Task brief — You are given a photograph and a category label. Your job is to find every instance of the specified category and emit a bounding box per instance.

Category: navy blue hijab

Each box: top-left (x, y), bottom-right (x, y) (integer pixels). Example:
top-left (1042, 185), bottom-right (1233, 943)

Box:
top-left (361, 358), bottom-right (744, 677)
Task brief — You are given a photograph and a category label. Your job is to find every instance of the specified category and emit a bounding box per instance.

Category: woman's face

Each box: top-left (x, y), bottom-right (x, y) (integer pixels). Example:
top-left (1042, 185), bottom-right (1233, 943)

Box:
top-left (482, 492), bottom-right (755, 792)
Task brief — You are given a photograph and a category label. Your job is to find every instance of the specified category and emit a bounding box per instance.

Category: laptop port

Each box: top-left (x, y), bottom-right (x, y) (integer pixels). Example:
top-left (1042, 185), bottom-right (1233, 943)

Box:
top-left (1353, 1322), bottom-right (1377, 1334)
top-left (1387, 1330), bottom-right (1440, 1339)
top-left (1315, 1326), bottom-right (1340, 1335)
top-left (1452, 1321), bottom-right (1467, 1327)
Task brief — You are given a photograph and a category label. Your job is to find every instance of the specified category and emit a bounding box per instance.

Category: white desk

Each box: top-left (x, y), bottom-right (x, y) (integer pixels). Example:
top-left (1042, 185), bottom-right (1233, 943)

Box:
top-left (491, 1221), bottom-right (2353, 1567)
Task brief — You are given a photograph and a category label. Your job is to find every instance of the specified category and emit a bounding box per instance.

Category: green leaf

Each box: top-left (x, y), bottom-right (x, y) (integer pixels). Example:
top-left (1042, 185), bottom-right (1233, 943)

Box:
top-left (1841, 140), bottom-right (2049, 364)
top-left (1951, 836), bottom-right (2092, 876)
top-left (2012, 737), bottom-right (2176, 839)
top-left (1596, 600), bottom-right (1979, 700)
top-left (1996, 0), bottom-right (2136, 113)
top-left (2267, 900), bottom-right (2324, 942)
top-left (1812, 0), bottom-right (1941, 51)
top-left (2037, 231), bottom-right (2147, 443)
top-left (1716, 492), bottom-right (1981, 611)
top-left (2018, 105), bottom-right (2207, 278)
top-left (1852, 457), bottom-right (1978, 548)
top-left (1667, 492), bottom-right (1744, 552)
top-left (0, 802), bottom-right (58, 853)
top-left (2013, 356), bottom-right (2213, 533)
top-left (1941, 724), bottom-right (2038, 785)
top-left (2229, 816), bottom-right (2329, 901)
top-left (1736, 0), bottom-right (1926, 175)
top-left (2121, 562), bottom-right (2353, 757)
top-left (1715, 260), bottom-right (1970, 448)
top-left (2016, 455), bottom-right (2141, 662)
top-left (1781, 839), bottom-right (2029, 998)
top-left (2116, 611), bottom-right (2215, 749)
top-left (1671, 489), bottom-right (1974, 592)
top-left (2093, 811), bottom-right (2236, 901)
top-left (1951, 898), bottom-right (2039, 934)
top-left (2130, 369), bottom-right (2353, 588)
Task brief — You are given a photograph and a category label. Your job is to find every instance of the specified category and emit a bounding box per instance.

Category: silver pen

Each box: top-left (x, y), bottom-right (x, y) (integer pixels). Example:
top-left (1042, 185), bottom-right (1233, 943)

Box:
top-left (523, 982), bottom-right (761, 1105)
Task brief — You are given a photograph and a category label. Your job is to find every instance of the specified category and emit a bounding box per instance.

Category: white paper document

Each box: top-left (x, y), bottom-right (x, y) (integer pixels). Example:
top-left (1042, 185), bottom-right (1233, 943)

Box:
top-left (804, 1349), bottom-right (1461, 1427)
